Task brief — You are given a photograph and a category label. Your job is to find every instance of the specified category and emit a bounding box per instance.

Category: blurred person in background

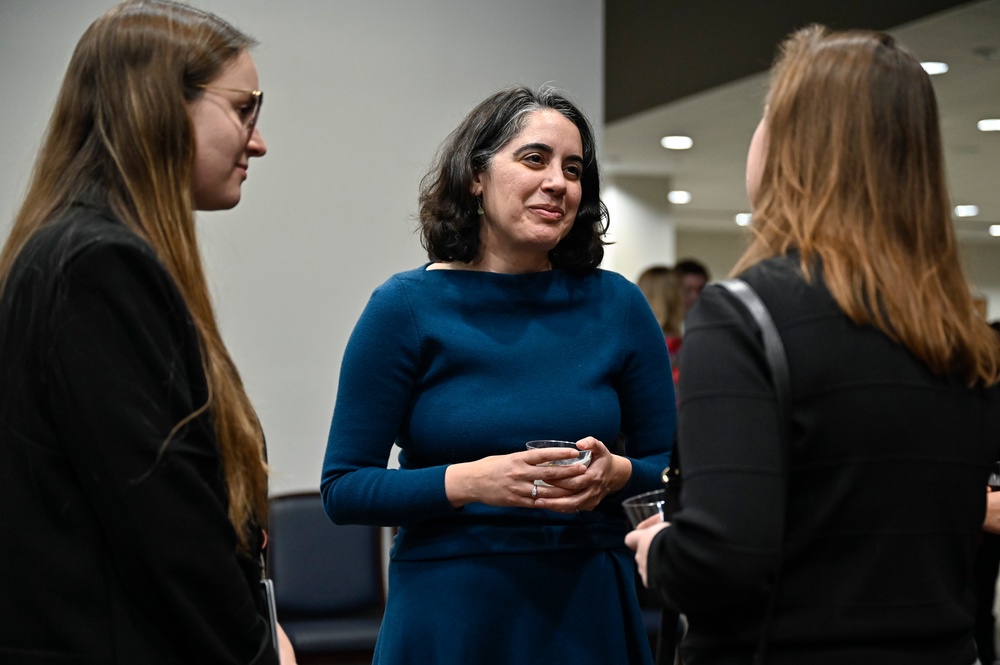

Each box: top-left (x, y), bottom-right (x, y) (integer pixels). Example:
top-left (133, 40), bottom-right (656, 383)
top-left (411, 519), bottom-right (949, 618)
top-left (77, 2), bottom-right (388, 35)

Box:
top-left (638, 265), bottom-right (685, 389)
top-left (675, 258), bottom-right (710, 315)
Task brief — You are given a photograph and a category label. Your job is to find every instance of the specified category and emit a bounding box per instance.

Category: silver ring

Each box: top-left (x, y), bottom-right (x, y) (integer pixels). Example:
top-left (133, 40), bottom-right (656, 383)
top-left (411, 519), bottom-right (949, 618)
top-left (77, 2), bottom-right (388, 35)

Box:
top-left (531, 485), bottom-right (538, 499)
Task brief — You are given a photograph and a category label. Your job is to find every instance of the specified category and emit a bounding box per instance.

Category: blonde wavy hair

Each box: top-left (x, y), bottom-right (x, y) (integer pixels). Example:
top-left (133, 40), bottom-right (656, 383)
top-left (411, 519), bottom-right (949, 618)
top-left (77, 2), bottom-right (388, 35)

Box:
top-left (0, 0), bottom-right (268, 548)
top-left (734, 25), bottom-right (1000, 386)
top-left (637, 266), bottom-right (685, 337)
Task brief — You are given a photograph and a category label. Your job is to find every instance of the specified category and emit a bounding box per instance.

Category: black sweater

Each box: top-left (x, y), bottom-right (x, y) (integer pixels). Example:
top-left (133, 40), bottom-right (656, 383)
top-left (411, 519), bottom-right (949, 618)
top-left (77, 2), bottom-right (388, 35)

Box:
top-left (649, 255), bottom-right (1000, 665)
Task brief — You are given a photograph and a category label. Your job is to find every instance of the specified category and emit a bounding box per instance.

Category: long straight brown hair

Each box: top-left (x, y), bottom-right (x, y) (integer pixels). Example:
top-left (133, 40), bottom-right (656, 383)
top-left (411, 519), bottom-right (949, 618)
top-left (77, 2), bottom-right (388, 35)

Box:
top-left (0, 0), bottom-right (268, 548)
top-left (735, 25), bottom-right (1000, 386)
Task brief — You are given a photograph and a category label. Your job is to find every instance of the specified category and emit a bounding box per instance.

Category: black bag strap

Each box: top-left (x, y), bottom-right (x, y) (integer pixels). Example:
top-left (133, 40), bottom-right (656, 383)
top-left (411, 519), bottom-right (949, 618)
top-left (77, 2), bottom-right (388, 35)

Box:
top-left (717, 278), bottom-right (791, 665)
top-left (718, 279), bottom-right (790, 418)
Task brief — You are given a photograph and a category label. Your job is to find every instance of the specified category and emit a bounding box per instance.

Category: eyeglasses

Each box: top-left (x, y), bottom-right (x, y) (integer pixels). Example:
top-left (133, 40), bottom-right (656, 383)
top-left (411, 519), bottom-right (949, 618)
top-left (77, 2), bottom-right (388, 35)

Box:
top-left (195, 85), bottom-right (263, 136)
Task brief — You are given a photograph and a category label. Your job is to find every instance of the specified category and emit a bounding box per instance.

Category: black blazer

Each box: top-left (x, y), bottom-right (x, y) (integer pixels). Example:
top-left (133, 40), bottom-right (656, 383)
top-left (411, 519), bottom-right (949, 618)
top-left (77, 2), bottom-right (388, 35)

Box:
top-left (0, 197), bottom-right (278, 664)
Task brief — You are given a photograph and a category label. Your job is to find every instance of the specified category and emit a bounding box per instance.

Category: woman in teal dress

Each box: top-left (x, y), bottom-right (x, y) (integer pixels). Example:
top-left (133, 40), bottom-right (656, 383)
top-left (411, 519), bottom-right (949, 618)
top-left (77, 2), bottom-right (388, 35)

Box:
top-left (321, 86), bottom-right (675, 664)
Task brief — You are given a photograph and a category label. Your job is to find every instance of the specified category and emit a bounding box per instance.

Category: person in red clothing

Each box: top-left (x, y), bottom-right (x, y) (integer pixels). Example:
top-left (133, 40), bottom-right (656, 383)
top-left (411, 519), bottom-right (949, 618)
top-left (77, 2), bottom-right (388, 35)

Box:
top-left (637, 265), bottom-right (685, 390)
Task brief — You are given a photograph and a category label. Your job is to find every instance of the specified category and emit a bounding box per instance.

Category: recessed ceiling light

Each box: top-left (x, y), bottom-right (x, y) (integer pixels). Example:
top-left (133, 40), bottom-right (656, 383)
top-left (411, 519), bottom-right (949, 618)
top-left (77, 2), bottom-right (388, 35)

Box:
top-left (735, 213), bottom-right (752, 226)
top-left (660, 135), bottom-right (693, 150)
top-left (955, 205), bottom-right (980, 218)
top-left (920, 61), bottom-right (949, 75)
top-left (990, 225), bottom-right (1000, 237)
top-left (978, 119), bottom-right (1000, 132)
top-left (667, 190), bottom-right (692, 204)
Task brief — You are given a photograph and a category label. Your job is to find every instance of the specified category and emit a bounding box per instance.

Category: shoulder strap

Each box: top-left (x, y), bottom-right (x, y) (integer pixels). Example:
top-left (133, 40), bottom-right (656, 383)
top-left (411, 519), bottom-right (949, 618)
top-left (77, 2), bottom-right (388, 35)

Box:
top-left (717, 278), bottom-right (790, 665)
top-left (717, 278), bottom-right (790, 422)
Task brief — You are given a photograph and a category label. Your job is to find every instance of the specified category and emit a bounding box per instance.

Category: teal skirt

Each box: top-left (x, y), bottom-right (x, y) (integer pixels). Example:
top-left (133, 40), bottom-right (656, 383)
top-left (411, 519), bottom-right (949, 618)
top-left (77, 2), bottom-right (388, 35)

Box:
top-left (373, 547), bottom-right (653, 664)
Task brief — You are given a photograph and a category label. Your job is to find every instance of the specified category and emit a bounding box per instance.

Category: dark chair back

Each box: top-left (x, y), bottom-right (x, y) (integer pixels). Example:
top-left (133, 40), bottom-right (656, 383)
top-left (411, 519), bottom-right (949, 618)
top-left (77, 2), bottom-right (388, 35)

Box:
top-left (267, 492), bottom-right (384, 660)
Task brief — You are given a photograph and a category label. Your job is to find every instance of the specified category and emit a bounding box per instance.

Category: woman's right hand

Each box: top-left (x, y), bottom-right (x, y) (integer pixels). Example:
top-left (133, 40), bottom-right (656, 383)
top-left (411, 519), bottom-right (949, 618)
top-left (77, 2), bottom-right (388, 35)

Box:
top-left (444, 448), bottom-right (587, 509)
top-left (984, 487), bottom-right (1000, 534)
top-left (625, 515), bottom-right (671, 587)
top-left (277, 622), bottom-right (297, 665)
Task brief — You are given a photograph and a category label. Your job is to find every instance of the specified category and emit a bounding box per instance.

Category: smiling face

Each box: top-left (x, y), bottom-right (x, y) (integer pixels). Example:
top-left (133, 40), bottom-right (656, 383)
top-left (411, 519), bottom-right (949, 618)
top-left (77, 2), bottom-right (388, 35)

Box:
top-left (471, 109), bottom-right (584, 272)
top-left (188, 50), bottom-right (267, 211)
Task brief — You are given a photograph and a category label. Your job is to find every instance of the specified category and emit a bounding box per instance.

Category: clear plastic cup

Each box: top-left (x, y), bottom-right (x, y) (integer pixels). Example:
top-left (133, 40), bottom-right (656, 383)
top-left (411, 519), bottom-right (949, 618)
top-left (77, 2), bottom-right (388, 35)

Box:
top-left (525, 440), bottom-right (591, 486)
top-left (622, 488), bottom-right (668, 528)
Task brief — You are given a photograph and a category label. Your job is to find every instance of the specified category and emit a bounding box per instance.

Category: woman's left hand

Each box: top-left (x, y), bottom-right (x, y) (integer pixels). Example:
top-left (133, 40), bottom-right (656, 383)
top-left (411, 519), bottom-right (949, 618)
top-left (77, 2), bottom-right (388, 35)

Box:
top-left (624, 515), bottom-right (670, 587)
top-left (533, 436), bottom-right (632, 513)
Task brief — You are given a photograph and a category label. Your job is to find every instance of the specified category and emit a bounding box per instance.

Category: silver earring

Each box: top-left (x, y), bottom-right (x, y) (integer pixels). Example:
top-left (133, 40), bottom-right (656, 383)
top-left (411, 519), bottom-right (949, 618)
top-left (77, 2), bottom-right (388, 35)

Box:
top-left (476, 198), bottom-right (484, 216)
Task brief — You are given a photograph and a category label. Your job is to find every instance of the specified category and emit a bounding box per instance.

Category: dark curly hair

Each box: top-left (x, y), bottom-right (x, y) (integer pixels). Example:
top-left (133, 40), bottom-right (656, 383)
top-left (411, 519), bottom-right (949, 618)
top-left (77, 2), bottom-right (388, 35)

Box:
top-left (418, 85), bottom-right (609, 271)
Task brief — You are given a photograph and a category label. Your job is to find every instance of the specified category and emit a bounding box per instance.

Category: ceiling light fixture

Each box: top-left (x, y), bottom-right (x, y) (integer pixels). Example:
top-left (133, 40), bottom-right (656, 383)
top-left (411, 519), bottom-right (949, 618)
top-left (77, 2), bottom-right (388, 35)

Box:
top-left (735, 213), bottom-right (752, 226)
top-left (667, 190), bottom-right (692, 204)
top-left (955, 205), bottom-right (980, 218)
top-left (978, 119), bottom-right (1000, 132)
top-left (660, 135), bottom-right (693, 150)
top-left (990, 225), bottom-right (1000, 237)
top-left (920, 61), bottom-right (949, 75)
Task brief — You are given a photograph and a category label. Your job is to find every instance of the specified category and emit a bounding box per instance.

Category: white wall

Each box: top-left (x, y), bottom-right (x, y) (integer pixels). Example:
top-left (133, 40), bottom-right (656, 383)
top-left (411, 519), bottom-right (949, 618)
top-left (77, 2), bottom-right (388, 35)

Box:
top-left (960, 242), bottom-right (1000, 322)
top-left (676, 228), bottom-right (749, 282)
top-left (0, 0), bottom-right (604, 494)
top-left (603, 175), bottom-right (678, 281)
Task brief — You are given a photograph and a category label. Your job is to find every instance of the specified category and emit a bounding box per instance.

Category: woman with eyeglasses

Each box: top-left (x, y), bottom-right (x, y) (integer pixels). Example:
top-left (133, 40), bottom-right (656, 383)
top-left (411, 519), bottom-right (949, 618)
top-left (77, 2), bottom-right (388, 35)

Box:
top-left (0, 2), bottom-right (292, 663)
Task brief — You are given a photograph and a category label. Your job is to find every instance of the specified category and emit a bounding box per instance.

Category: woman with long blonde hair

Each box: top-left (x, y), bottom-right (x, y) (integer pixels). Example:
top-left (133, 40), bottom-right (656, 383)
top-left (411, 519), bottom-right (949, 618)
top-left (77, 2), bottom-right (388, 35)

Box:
top-left (0, 2), bottom-right (293, 662)
top-left (638, 266), bottom-right (685, 339)
top-left (637, 265), bottom-right (685, 388)
top-left (628, 25), bottom-right (1000, 665)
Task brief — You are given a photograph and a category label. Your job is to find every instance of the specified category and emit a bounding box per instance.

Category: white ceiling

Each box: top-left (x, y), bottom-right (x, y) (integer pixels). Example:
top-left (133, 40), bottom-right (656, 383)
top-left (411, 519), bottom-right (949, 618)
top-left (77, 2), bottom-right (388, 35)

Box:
top-left (604, 0), bottom-right (1000, 243)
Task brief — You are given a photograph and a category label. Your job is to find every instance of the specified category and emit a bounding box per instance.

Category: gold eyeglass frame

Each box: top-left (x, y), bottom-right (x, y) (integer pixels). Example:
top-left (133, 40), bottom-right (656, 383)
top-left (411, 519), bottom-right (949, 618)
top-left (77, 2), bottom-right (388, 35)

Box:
top-left (195, 85), bottom-right (263, 135)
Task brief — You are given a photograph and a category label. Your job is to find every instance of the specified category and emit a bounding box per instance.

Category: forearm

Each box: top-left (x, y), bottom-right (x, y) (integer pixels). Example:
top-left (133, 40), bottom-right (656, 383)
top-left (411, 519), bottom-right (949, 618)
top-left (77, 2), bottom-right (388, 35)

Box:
top-left (445, 461), bottom-right (482, 507)
top-left (614, 286), bottom-right (678, 497)
top-left (608, 454), bottom-right (634, 493)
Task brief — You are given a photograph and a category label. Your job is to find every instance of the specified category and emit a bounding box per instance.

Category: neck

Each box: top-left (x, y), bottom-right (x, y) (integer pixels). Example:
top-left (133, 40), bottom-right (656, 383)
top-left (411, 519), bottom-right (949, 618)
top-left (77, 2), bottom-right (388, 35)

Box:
top-left (471, 248), bottom-right (551, 274)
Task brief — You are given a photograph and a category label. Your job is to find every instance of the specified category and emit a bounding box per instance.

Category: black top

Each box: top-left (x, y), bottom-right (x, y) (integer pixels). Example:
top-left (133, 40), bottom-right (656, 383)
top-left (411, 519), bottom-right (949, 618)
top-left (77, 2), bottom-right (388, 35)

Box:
top-left (0, 198), bottom-right (277, 664)
top-left (648, 254), bottom-right (1000, 665)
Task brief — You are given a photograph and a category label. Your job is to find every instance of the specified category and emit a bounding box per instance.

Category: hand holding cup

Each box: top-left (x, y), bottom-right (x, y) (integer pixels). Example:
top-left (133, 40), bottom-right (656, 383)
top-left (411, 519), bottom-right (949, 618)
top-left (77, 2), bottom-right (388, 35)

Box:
top-left (525, 440), bottom-right (591, 487)
top-left (623, 489), bottom-right (672, 587)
